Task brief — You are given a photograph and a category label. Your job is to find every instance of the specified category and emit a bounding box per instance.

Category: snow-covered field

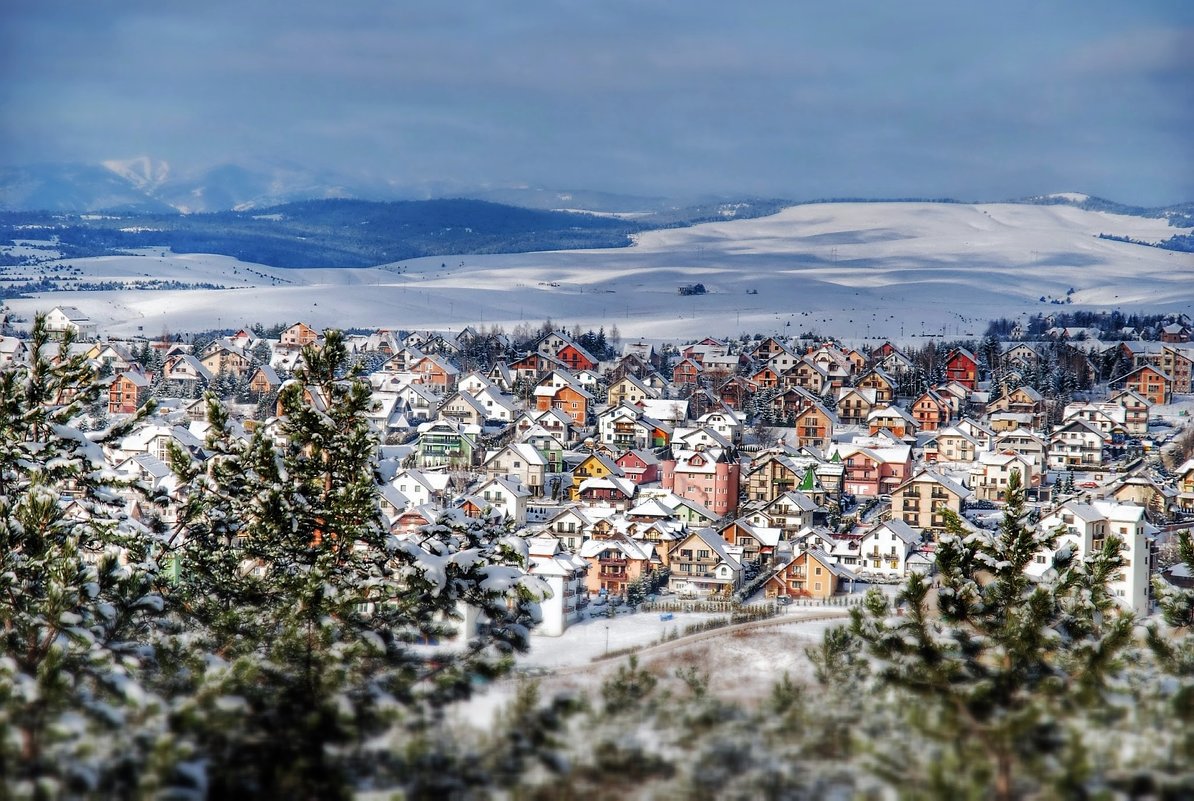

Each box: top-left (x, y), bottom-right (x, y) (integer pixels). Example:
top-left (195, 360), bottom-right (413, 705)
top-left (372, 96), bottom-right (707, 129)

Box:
top-left (450, 607), bottom-right (849, 729)
top-left (4, 201), bottom-right (1192, 340)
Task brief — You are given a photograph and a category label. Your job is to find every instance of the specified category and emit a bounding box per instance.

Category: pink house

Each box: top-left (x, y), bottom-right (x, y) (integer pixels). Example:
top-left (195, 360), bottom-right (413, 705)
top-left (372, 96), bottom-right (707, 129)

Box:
top-left (661, 446), bottom-right (741, 517)
top-left (836, 444), bottom-right (913, 497)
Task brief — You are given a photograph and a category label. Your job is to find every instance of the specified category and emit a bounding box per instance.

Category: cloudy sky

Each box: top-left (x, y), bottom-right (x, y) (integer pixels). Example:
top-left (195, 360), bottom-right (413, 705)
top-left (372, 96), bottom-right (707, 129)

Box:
top-left (2, 0), bottom-right (1191, 205)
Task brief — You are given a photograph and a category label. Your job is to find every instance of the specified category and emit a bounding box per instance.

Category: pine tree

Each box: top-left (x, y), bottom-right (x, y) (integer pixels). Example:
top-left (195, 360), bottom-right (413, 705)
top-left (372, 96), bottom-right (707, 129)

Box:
top-left (1141, 530), bottom-right (1194, 792)
top-left (165, 330), bottom-right (548, 799)
top-left (0, 315), bottom-right (169, 796)
top-left (837, 470), bottom-right (1136, 799)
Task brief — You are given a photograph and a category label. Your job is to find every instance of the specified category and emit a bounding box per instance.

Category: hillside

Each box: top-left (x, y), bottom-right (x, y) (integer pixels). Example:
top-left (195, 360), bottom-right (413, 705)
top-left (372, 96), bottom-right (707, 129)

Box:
top-left (3, 200), bottom-right (1191, 341)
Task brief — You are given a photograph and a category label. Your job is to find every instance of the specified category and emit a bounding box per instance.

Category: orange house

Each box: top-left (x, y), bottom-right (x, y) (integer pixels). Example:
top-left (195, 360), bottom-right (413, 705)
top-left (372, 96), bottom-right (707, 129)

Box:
top-left (108, 371), bottom-right (150, 415)
top-left (1119, 364), bottom-right (1172, 406)
top-left (912, 390), bottom-right (951, 432)
top-left (408, 355), bottom-right (459, 390)
top-left (536, 384), bottom-right (589, 425)
top-left (792, 403), bottom-right (836, 450)
top-left (763, 549), bottom-right (851, 599)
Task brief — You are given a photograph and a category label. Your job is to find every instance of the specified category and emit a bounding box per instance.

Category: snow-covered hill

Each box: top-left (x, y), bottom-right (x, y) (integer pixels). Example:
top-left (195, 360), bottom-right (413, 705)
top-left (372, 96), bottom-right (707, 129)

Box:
top-left (4, 201), bottom-right (1191, 341)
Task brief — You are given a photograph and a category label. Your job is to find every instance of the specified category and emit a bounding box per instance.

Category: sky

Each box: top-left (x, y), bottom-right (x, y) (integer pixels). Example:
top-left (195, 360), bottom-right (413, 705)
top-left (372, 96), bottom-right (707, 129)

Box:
top-left (2, 0), bottom-right (1192, 206)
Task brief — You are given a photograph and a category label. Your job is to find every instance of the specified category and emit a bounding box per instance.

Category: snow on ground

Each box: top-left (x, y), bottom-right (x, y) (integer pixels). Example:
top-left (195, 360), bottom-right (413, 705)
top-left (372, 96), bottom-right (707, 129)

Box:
top-left (4, 201), bottom-right (1192, 340)
top-left (449, 607), bottom-right (850, 730)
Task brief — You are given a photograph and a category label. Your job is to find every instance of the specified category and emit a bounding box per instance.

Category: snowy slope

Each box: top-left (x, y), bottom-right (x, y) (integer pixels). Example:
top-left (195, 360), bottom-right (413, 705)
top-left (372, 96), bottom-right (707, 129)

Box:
top-left (5, 201), bottom-right (1191, 340)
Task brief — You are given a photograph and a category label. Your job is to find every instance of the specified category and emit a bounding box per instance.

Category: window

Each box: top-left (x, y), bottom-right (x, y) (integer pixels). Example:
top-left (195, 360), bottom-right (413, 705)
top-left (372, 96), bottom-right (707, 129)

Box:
top-left (815, 566), bottom-right (823, 576)
top-left (697, 549), bottom-right (710, 559)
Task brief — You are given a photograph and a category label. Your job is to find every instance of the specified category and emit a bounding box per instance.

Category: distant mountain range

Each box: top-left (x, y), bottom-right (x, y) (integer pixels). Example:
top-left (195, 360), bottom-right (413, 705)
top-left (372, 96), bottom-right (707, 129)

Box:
top-left (1, 158), bottom-right (1191, 268)
top-left (0, 159), bottom-right (394, 214)
top-left (2, 158), bottom-right (1191, 224)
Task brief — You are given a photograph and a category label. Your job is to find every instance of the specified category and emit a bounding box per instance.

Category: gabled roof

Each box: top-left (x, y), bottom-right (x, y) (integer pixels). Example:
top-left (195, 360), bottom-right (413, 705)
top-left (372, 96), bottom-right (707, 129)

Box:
top-left (895, 469), bottom-right (972, 499)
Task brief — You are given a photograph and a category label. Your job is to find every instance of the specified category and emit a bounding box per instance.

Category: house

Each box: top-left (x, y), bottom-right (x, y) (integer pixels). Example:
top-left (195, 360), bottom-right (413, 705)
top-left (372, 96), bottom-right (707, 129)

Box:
top-left (788, 357), bottom-right (830, 394)
top-left (414, 419), bottom-right (479, 468)
top-left (854, 368), bottom-right (897, 404)
top-left (526, 537), bottom-right (588, 637)
top-left (108, 369), bottom-right (151, 415)
top-left (718, 519), bottom-right (782, 566)
top-left (867, 405), bottom-right (917, 440)
top-left (616, 449), bottom-right (661, 485)
top-left (1107, 476), bottom-right (1175, 523)
top-left (1159, 345), bottom-right (1192, 394)
top-left (1107, 389), bottom-right (1150, 436)
top-left (541, 505), bottom-right (597, 551)
top-left (696, 410), bottom-right (744, 446)
top-left (986, 385), bottom-right (1046, 430)
top-left (598, 404), bottom-right (671, 451)
top-left (832, 443), bottom-right (913, 497)
top-left (994, 428), bottom-right (1050, 475)
top-left (570, 452), bottom-right (625, 501)
top-left (45, 306), bottom-right (97, 339)
top-left (661, 444), bottom-right (741, 517)
top-left (1030, 501), bottom-right (1155, 615)
top-left (972, 451), bottom-right (1038, 503)
top-left (472, 476), bottom-right (532, 525)
top-left (437, 392), bottom-right (489, 427)
top-left (0, 336), bottom-right (28, 368)
top-left (469, 385), bottom-right (520, 423)
top-left (857, 520), bottom-right (921, 580)
top-left (912, 390), bottom-right (952, 432)
top-left (579, 536), bottom-right (657, 597)
top-left (1160, 323), bottom-right (1190, 344)
top-left (534, 377), bottom-right (592, 426)
top-left (792, 403), bottom-right (836, 450)
top-left (1115, 364), bottom-right (1172, 406)
top-left (944, 348), bottom-right (979, 389)
top-left (763, 548), bottom-right (853, 600)
top-left (577, 475), bottom-right (638, 510)
top-left (1174, 458), bottom-right (1194, 512)
top-left (835, 387), bottom-right (877, 426)
top-left (745, 452), bottom-right (806, 503)
top-left (247, 364), bottom-right (281, 395)
top-left (666, 528), bottom-right (743, 597)
top-left (408, 354), bottom-right (460, 391)
top-left (891, 470), bottom-right (971, 537)
top-left (755, 491), bottom-right (820, 535)
top-left (201, 343), bottom-right (252, 378)
top-left (607, 373), bottom-right (657, 407)
top-left (162, 354), bottom-right (214, 388)
top-left (483, 442), bottom-right (548, 495)
top-left (933, 426), bottom-right (985, 463)
top-left (672, 357), bottom-right (702, 385)
top-left (279, 322), bottom-right (320, 349)
top-left (872, 342), bottom-right (915, 377)
top-left (717, 375), bottom-right (757, 410)
top-left (1048, 420), bottom-right (1110, 469)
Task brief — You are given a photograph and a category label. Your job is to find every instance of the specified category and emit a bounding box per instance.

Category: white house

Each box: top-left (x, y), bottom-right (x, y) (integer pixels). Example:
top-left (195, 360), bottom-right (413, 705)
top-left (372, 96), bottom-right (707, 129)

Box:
top-left (45, 306), bottom-right (97, 339)
top-left (1031, 500), bottom-right (1156, 615)
top-left (474, 476), bottom-right (532, 525)
top-left (526, 537), bottom-right (589, 637)
top-left (1048, 420), bottom-right (1110, 469)
top-left (857, 520), bottom-right (921, 580)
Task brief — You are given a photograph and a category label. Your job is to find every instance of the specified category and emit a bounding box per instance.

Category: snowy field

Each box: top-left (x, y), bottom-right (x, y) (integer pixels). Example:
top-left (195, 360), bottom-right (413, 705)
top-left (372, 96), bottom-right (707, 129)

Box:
top-left (4, 201), bottom-right (1192, 341)
top-left (450, 608), bottom-right (850, 729)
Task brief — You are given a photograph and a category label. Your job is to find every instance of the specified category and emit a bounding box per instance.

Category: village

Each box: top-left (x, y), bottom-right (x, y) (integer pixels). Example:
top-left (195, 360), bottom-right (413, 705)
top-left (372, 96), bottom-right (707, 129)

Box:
top-left (9, 303), bottom-right (1194, 642)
